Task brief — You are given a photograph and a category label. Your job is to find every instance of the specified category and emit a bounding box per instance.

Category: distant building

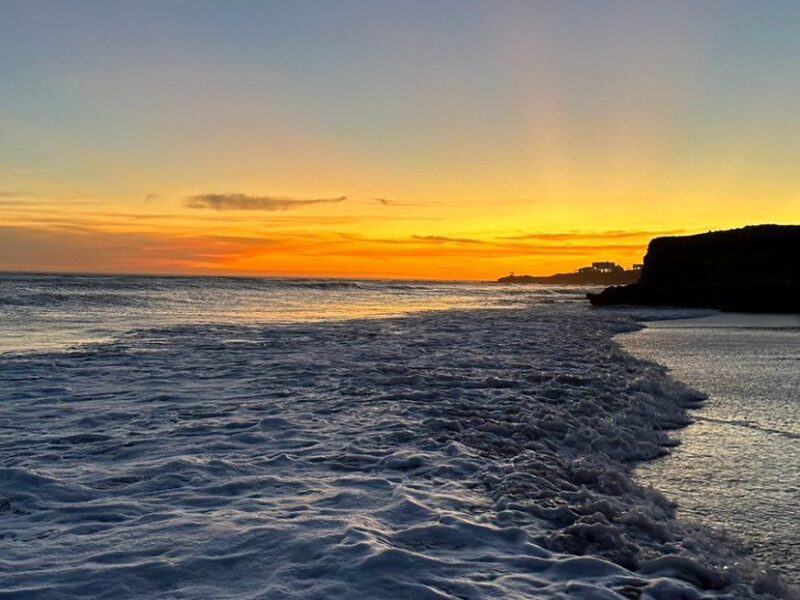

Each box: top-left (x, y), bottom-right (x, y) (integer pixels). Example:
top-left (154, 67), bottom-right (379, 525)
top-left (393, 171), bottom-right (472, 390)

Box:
top-left (575, 261), bottom-right (626, 274)
top-left (632, 264), bottom-right (644, 271)
top-left (500, 260), bottom-right (640, 284)
top-left (591, 261), bottom-right (624, 273)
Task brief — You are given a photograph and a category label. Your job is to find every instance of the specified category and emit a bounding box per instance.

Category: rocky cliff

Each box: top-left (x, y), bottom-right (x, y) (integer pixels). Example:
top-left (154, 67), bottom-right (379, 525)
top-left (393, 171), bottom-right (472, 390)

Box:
top-left (587, 225), bottom-right (800, 312)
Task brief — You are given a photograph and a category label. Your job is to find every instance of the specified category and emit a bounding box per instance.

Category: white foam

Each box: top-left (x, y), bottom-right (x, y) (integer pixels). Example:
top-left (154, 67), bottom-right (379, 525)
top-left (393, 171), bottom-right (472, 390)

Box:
top-left (0, 304), bottom-right (793, 598)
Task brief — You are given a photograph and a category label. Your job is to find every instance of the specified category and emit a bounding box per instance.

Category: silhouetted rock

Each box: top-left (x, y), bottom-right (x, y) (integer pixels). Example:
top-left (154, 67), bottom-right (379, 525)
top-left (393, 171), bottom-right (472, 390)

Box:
top-left (499, 271), bottom-right (639, 285)
top-left (499, 261), bottom-right (641, 285)
top-left (587, 225), bottom-right (800, 313)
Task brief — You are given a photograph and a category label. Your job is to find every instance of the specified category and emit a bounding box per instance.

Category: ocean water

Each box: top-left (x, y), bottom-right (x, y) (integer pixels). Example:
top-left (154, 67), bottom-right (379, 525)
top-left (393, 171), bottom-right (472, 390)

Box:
top-left (0, 274), bottom-right (795, 599)
top-left (0, 273), bottom-right (583, 355)
top-left (620, 314), bottom-right (800, 589)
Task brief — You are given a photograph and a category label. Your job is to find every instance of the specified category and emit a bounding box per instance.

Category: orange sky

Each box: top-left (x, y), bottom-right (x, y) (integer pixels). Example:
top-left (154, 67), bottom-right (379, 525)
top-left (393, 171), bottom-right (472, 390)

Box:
top-left (2, 191), bottom-right (793, 279)
top-left (2, 2), bottom-right (799, 279)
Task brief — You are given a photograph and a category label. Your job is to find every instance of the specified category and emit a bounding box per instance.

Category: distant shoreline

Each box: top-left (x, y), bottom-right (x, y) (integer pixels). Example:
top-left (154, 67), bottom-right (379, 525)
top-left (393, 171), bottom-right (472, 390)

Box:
top-left (497, 270), bottom-right (640, 286)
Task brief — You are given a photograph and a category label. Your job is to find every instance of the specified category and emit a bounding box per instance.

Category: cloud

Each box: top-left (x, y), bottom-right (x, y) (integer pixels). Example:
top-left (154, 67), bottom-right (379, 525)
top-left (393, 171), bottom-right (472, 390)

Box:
top-left (186, 193), bottom-right (346, 211)
top-left (0, 224), bottom-right (274, 273)
top-left (144, 193), bottom-right (160, 202)
top-left (318, 233), bottom-right (647, 260)
top-left (412, 235), bottom-right (485, 245)
top-left (315, 241), bottom-right (647, 260)
top-left (372, 197), bottom-right (439, 208)
top-left (0, 190), bottom-right (38, 207)
top-left (497, 229), bottom-right (685, 241)
top-left (0, 190), bottom-right (34, 199)
top-left (0, 221), bottom-right (654, 277)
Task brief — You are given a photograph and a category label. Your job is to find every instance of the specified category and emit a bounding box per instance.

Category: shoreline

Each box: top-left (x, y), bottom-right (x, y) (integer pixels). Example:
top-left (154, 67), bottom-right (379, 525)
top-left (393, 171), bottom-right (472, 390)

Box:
top-left (618, 312), bottom-right (800, 594)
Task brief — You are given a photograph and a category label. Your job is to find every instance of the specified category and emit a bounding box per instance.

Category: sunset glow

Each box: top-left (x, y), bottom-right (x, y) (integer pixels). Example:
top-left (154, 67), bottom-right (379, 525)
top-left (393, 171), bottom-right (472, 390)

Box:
top-left (2, 1), bottom-right (799, 279)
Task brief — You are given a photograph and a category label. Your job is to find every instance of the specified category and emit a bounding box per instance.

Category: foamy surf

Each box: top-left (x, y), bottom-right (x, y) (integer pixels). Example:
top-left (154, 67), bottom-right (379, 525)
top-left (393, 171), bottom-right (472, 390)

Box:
top-left (0, 302), bottom-right (793, 599)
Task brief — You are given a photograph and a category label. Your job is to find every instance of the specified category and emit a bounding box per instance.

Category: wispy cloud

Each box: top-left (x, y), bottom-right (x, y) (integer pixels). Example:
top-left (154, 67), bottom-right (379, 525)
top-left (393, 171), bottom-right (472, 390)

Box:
top-left (372, 197), bottom-right (439, 207)
top-left (0, 190), bottom-right (34, 198)
top-left (412, 235), bottom-right (485, 245)
top-left (315, 241), bottom-right (647, 260)
top-left (0, 224), bottom-right (275, 273)
top-left (0, 190), bottom-right (38, 207)
top-left (144, 193), bottom-right (160, 202)
top-left (186, 193), bottom-right (346, 211)
top-left (0, 221), bottom-right (654, 277)
top-left (498, 229), bottom-right (685, 241)
top-left (319, 233), bottom-right (648, 259)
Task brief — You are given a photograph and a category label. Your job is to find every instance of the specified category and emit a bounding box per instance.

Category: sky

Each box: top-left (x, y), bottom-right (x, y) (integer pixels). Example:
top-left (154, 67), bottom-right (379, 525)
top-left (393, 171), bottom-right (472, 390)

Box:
top-left (1, 0), bottom-right (799, 279)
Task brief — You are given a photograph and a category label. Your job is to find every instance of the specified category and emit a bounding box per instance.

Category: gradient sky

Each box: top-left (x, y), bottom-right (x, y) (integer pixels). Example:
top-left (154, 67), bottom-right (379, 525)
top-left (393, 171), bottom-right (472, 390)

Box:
top-left (2, 0), bottom-right (799, 279)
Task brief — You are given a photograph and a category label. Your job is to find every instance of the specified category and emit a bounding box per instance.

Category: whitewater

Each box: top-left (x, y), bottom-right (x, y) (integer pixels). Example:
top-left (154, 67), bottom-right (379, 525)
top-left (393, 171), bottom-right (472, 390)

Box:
top-left (0, 274), bottom-right (794, 599)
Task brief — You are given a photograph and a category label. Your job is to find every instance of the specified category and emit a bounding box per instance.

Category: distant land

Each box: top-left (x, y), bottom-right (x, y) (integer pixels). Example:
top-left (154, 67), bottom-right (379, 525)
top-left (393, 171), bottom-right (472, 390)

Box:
top-left (588, 225), bottom-right (800, 313)
top-left (497, 261), bottom-right (642, 285)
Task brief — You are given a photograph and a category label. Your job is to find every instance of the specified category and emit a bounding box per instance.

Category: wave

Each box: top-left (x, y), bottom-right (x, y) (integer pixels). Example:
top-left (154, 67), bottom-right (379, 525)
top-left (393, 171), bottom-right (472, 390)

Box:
top-left (0, 291), bottom-right (147, 308)
top-left (283, 280), bottom-right (368, 290)
top-left (0, 304), bottom-right (792, 598)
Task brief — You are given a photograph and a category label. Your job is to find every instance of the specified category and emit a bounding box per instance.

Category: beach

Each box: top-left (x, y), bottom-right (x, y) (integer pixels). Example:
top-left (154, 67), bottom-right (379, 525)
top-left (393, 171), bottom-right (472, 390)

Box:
top-left (620, 313), bottom-right (800, 589)
top-left (0, 275), bottom-right (794, 598)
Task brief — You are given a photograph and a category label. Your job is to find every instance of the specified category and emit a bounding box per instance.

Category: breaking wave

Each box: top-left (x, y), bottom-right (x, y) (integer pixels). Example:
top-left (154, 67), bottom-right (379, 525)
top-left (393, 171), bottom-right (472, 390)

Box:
top-left (0, 303), bottom-right (792, 599)
top-left (284, 280), bottom-right (368, 290)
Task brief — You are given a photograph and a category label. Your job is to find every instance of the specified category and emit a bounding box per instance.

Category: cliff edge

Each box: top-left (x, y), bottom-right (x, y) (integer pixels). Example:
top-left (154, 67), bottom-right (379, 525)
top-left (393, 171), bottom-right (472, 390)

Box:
top-left (587, 225), bottom-right (800, 313)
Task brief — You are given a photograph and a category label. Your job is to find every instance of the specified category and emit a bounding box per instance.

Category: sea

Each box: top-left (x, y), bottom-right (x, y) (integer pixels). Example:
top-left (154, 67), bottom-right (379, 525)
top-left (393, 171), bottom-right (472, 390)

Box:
top-left (0, 273), bottom-right (796, 599)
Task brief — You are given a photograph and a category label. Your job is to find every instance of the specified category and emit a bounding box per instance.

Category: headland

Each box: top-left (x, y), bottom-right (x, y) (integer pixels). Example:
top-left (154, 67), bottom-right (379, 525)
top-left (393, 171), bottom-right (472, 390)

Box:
top-left (498, 261), bottom-right (641, 285)
top-left (588, 225), bottom-right (800, 312)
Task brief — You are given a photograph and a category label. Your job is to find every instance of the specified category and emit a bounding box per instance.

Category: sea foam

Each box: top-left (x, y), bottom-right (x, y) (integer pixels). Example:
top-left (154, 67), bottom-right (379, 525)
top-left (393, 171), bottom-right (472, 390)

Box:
top-left (0, 304), bottom-right (792, 598)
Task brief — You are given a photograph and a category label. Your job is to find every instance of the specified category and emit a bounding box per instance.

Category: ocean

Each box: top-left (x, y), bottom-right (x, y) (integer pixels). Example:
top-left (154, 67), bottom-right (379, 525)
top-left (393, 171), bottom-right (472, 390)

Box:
top-left (0, 273), bottom-right (795, 599)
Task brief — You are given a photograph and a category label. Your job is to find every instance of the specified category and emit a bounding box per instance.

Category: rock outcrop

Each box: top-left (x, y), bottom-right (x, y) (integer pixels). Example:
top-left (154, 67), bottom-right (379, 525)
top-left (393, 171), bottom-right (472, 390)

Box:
top-left (588, 225), bottom-right (800, 313)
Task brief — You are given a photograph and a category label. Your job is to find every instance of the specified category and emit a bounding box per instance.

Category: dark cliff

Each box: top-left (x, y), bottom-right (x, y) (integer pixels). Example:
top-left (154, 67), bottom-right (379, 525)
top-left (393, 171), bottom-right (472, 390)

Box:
top-left (587, 225), bottom-right (800, 312)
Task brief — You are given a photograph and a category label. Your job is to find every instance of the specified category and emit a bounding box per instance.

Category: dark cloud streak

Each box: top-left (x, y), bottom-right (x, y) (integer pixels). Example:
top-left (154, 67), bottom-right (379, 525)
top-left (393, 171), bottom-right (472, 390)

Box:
top-left (498, 229), bottom-right (685, 241)
top-left (412, 235), bottom-right (484, 245)
top-left (186, 193), bottom-right (346, 211)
